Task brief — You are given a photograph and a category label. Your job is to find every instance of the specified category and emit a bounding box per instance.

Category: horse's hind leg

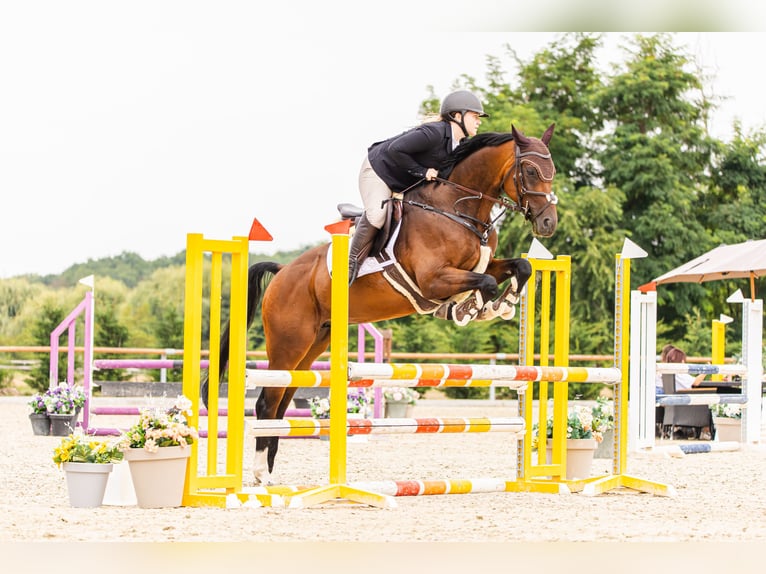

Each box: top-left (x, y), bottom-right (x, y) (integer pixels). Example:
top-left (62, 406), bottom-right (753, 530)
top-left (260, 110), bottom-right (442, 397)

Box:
top-left (252, 389), bottom-right (284, 485)
top-left (252, 326), bottom-right (331, 485)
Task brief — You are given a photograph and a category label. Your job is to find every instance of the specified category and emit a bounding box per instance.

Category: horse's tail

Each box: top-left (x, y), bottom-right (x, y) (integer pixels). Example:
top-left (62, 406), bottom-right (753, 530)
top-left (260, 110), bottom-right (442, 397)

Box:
top-left (200, 261), bottom-right (281, 407)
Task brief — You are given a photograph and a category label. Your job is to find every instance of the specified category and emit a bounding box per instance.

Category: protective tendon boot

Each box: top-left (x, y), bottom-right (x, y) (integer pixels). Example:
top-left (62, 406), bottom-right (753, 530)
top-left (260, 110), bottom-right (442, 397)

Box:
top-left (348, 214), bottom-right (378, 285)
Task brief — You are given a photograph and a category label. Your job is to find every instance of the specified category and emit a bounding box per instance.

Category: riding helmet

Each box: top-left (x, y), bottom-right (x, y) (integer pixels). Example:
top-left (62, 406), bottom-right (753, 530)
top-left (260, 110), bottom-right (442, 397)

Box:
top-left (440, 90), bottom-right (489, 118)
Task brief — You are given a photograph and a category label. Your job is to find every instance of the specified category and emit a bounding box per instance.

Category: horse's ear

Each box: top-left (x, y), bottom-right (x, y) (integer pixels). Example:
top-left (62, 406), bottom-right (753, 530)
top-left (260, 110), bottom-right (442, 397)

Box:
top-left (541, 123), bottom-right (555, 146)
top-left (511, 124), bottom-right (530, 145)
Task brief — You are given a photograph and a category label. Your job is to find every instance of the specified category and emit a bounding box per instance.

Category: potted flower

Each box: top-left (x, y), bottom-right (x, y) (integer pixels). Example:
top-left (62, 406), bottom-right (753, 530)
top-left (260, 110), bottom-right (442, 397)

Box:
top-left (383, 387), bottom-right (419, 418)
top-left (309, 396), bottom-right (331, 419)
top-left (533, 404), bottom-right (599, 480)
top-left (119, 395), bottom-right (198, 508)
top-left (53, 430), bottom-right (124, 507)
top-left (309, 391), bottom-right (371, 419)
top-left (31, 383), bottom-right (87, 436)
top-left (309, 392), bottom-right (371, 441)
top-left (346, 390), bottom-right (370, 417)
top-left (710, 403), bottom-right (742, 441)
top-left (28, 393), bottom-right (50, 435)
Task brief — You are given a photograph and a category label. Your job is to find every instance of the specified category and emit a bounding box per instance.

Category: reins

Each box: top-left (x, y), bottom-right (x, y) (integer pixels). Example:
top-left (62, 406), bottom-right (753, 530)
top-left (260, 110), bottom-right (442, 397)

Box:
top-left (388, 139), bottom-right (557, 245)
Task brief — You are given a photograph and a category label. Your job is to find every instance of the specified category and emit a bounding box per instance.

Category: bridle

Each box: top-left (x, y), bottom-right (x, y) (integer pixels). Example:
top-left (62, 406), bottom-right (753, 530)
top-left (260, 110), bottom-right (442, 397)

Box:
top-left (396, 141), bottom-right (557, 245)
top-left (500, 144), bottom-right (558, 220)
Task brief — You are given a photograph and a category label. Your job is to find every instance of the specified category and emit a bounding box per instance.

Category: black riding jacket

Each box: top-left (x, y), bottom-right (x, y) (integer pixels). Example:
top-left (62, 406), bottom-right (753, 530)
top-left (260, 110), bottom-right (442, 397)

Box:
top-left (367, 120), bottom-right (456, 192)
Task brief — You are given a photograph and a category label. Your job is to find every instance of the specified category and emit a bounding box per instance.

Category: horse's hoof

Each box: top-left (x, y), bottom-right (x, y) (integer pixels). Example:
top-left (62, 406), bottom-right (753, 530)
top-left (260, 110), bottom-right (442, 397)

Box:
top-left (253, 472), bottom-right (273, 486)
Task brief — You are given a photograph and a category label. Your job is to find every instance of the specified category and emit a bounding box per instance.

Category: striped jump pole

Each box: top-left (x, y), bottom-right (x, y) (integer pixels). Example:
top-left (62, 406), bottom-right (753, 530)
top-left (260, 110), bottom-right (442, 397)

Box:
top-left (347, 362), bottom-right (622, 383)
top-left (246, 367), bottom-right (535, 391)
top-left (655, 394), bottom-right (748, 407)
top-left (247, 416), bottom-right (525, 438)
top-left (655, 363), bottom-right (748, 377)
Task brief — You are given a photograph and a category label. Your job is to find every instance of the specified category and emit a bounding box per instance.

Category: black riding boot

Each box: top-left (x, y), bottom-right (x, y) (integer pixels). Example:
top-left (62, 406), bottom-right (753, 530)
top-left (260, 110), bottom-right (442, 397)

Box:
top-left (348, 214), bottom-right (378, 285)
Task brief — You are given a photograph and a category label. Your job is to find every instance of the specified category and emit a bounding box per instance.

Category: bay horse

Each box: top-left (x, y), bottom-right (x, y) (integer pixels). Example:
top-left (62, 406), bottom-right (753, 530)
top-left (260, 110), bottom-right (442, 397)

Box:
top-left (207, 124), bottom-right (558, 485)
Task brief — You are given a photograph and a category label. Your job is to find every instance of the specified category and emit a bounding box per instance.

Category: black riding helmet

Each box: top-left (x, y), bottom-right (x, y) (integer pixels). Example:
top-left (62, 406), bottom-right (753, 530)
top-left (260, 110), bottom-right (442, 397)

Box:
top-left (440, 90), bottom-right (489, 139)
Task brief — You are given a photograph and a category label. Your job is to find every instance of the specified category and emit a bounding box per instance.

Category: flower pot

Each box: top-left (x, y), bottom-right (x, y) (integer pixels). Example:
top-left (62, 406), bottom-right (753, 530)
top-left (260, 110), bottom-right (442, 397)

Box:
top-left (49, 412), bottom-right (79, 436)
top-left (62, 462), bottom-right (113, 508)
top-left (384, 400), bottom-right (412, 418)
top-left (102, 460), bottom-right (137, 506)
top-left (123, 446), bottom-right (191, 508)
top-left (546, 438), bottom-right (597, 480)
top-left (713, 417), bottom-right (742, 442)
top-left (29, 413), bottom-right (50, 436)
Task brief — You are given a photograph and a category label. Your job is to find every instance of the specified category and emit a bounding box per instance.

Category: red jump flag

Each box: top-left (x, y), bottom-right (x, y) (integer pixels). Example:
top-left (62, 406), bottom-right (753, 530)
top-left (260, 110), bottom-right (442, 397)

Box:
top-left (324, 220), bottom-right (352, 236)
top-left (248, 218), bottom-right (273, 242)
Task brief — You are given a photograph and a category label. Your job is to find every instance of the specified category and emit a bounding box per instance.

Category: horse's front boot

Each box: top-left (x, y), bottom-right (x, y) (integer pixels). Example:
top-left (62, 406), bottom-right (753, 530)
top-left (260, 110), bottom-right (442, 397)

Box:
top-left (450, 291), bottom-right (484, 326)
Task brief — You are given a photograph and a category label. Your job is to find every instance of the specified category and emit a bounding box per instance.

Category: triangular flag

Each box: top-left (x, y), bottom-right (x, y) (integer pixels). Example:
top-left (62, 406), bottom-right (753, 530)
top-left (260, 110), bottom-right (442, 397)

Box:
top-left (324, 220), bottom-right (352, 235)
top-left (621, 237), bottom-right (648, 260)
top-left (78, 275), bottom-right (95, 289)
top-left (527, 238), bottom-right (554, 260)
top-left (248, 218), bottom-right (273, 241)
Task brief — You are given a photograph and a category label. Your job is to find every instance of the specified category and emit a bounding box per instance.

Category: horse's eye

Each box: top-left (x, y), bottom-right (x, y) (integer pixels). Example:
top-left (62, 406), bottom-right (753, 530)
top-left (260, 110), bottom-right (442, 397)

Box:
top-left (525, 167), bottom-right (537, 178)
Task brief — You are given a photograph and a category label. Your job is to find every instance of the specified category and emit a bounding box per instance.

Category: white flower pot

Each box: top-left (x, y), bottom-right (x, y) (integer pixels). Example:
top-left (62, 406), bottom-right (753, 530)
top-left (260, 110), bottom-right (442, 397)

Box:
top-left (63, 462), bottom-right (113, 508)
top-left (123, 445), bottom-right (191, 508)
top-left (713, 417), bottom-right (742, 442)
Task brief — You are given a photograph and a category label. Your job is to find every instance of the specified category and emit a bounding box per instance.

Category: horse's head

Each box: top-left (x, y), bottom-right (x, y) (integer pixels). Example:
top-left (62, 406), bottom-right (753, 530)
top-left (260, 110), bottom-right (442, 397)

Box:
top-left (440, 125), bottom-right (558, 238)
top-left (506, 124), bottom-right (558, 237)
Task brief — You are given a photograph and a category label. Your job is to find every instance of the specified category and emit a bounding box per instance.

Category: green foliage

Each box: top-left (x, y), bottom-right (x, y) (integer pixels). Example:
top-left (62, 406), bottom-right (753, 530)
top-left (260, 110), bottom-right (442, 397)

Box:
top-left (0, 368), bottom-right (14, 390)
top-left (26, 300), bottom-right (67, 393)
top-left (93, 278), bottom-right (130, 382)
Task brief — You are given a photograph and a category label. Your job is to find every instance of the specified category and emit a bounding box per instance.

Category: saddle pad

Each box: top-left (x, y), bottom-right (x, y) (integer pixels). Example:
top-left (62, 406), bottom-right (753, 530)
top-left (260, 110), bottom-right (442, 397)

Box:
top-left (324, 219), bottom-right (401, 278)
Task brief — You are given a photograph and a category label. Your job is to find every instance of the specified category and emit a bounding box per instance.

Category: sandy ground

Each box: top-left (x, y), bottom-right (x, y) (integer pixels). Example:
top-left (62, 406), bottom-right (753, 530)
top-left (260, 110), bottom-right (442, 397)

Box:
top-left (2, 395), bottom-right (766, 572)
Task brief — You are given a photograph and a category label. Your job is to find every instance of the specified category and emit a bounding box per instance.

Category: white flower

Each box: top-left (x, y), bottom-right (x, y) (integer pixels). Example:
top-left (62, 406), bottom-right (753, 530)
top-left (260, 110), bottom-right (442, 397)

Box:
top-left (174, 395), bottom-right (193, 415)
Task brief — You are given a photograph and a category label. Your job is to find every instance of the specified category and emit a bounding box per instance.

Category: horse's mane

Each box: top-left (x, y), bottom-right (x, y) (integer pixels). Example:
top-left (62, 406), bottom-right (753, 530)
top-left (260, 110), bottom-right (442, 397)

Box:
top-left (440, 132), bottom-right (516, 177)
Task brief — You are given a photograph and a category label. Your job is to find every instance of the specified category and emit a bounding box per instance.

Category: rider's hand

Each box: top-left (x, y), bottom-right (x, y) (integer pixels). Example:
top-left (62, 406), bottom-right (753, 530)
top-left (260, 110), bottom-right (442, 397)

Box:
top-left (425, 168), bottom-right (438, 181)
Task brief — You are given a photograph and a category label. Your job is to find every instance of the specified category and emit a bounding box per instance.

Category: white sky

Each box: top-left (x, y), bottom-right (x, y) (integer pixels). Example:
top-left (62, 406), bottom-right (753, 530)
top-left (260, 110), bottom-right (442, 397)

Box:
top-left (1, 4), bottom-right (765, 278)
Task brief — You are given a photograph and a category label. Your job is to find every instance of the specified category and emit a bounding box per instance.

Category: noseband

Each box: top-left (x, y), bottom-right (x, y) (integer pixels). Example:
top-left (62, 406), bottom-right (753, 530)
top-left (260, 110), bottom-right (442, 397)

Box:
top-left (500, 144), bottom-right (558, 222)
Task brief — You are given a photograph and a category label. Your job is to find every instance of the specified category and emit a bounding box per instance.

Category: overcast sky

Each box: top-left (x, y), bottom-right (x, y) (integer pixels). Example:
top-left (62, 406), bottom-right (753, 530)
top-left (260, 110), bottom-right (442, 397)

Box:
top-left (1, 3), bottom-right (765, 278)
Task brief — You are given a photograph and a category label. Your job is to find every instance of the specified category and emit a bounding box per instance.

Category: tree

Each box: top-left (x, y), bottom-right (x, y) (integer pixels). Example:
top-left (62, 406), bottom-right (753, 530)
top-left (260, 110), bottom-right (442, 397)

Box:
top-left (26, 300), bottom-right (67, 393)
top-left (93, 278), bottom-right (131, 382)
top-left (597, 33), bottom-right (719, 334)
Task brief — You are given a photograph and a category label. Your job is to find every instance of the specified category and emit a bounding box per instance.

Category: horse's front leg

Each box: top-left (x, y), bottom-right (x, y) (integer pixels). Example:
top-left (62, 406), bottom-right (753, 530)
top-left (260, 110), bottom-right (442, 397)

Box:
top-left (474, 258), bottom-right (532, 320)
top-left (432, 258), bottom-right (531, 325)
top-left (421, 268), bottom-right (499, 326)
top-left (484, 257), bottom-right (532, 291)
top-left (419, 268), bottom-right (499, 304)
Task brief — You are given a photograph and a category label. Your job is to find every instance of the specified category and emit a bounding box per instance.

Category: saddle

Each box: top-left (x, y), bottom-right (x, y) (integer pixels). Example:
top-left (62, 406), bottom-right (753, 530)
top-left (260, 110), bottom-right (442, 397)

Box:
top-left (336, 196), bottom-right (401, 258)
